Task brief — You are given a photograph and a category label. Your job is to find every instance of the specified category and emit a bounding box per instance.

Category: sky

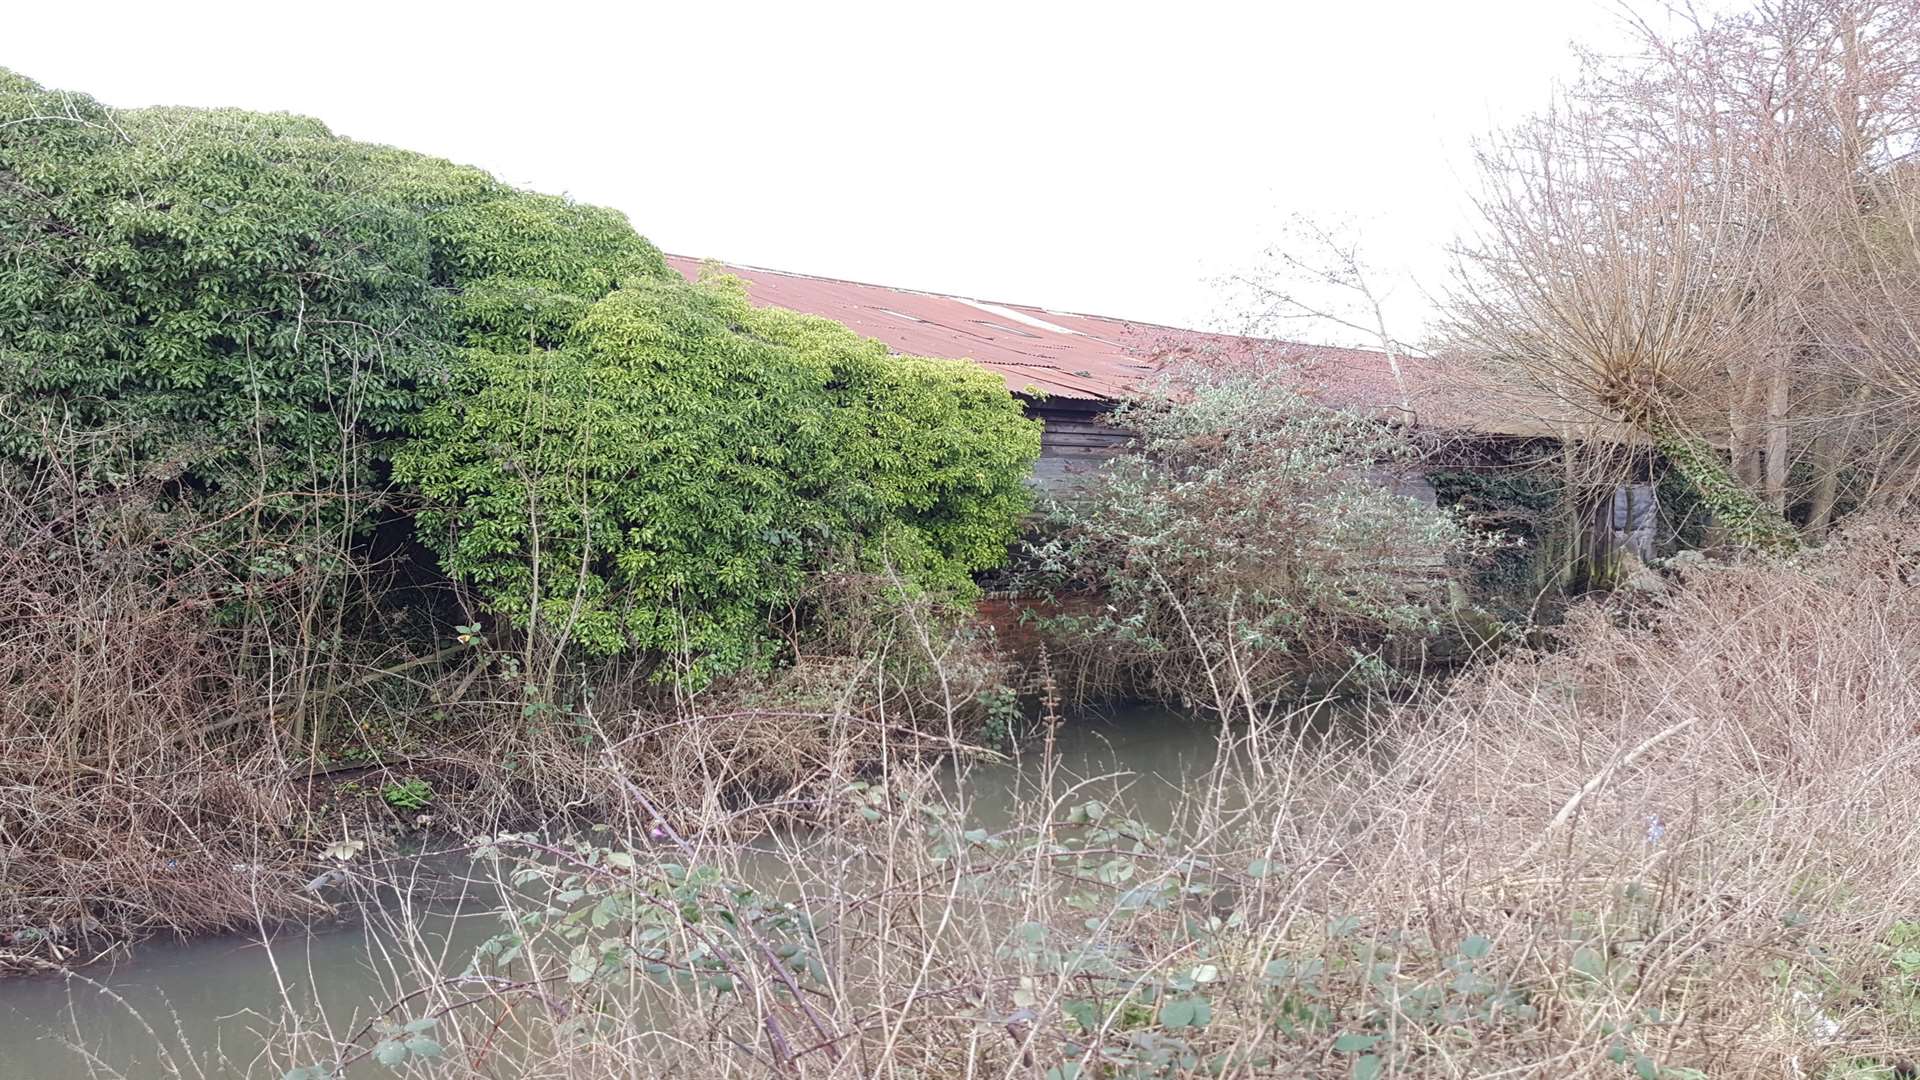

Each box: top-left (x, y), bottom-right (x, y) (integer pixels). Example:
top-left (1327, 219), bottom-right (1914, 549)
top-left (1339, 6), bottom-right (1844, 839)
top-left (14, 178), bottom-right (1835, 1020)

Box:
top-left (9, 0), bottom-right (1639, 345)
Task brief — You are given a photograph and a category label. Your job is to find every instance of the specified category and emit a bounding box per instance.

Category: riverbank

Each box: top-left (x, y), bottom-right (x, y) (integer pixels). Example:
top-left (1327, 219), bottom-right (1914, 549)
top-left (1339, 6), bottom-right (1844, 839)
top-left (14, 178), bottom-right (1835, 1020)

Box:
top-left (293, 531), bottom-right (1920, 1078)
top-left (6, 531), bottom-right (1920, 1076)
top-left (0, 708), bottom-right (1221, 1075)
top-left (0, 668), bottom-right (998, 972)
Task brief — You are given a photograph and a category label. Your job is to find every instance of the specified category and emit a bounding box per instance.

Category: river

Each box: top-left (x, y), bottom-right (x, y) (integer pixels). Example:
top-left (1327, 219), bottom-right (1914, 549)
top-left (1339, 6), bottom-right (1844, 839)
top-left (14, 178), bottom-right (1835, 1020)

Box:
top-left (0, 707), bottom-right (1230, 1078)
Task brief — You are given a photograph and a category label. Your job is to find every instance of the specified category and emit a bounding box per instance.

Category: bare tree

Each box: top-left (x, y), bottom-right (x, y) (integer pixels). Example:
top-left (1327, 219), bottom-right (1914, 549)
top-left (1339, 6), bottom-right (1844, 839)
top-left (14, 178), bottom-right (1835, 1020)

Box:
top-left (1228, 215), bottom-right (1422, 418)
top-left (1449, 99), bottom-right (1803, 550)
top-left (1450, 0), bottom-right (1920, 548)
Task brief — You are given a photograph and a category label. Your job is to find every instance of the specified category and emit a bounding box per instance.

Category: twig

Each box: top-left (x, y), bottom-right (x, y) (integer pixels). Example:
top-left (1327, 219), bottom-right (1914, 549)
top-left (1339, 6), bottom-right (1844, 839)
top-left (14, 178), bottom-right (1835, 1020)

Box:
top-left (1510, 716), bottom-right (1699, 867)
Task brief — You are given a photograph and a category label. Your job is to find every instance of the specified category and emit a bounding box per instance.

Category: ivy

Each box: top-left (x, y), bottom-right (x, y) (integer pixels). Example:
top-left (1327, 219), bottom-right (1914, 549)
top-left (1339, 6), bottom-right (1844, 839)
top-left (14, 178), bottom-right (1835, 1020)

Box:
top-left (0, 68), bottom-right (667, 549)
top-left (1426, 455), bottom-right (1569, 608)
top-left (3, 70), bottom-right (1038, 684)
top-left (394, 276), bottom-right (1039, 681)
top-left (1648, 423), bottom-right (1799, 555)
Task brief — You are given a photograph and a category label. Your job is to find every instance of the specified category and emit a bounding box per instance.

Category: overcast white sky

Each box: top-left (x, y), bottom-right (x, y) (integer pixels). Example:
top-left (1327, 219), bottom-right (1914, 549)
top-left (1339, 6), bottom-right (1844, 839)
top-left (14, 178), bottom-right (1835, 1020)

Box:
top-left (11, 1), bottom-right (1638, 343)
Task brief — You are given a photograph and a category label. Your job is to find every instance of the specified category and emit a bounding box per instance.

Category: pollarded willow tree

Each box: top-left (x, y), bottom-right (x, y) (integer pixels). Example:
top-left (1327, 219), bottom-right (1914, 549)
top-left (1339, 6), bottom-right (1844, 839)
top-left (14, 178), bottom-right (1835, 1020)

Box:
top-left (1449, 0), bottom-right (1920, 550)
top-left (1449, 107), bottom-right (1805, 553)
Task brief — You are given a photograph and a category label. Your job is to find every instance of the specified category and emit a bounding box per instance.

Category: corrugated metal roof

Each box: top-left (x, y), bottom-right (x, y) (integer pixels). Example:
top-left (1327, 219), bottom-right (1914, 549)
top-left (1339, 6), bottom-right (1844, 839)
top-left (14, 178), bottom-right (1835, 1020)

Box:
top-left (665, 255), bottom-right (1555, 435)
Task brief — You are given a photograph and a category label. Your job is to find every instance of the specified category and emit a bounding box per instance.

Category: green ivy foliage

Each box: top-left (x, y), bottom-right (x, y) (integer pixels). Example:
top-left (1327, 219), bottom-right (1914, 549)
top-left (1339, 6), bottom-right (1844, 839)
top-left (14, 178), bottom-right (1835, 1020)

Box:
top-left (393, 275), bottom-right (1039, 679)
top-left (3, 69), bottom-right (1037, 683)
top-left (1647, 422), bottom-right (1800, 554)
top-left (0, 69), bottom-right (666, 536)
top-left (1426, 451), bottom-right (1570, 611)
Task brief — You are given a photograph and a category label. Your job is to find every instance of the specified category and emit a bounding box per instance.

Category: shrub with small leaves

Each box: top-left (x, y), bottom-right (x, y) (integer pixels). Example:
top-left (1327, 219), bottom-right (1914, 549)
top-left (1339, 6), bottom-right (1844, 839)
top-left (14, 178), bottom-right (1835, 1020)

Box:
top-left (380, 778), bottom-right (433, 812)
top-left (1026, 365), bottom-right (1486, 706)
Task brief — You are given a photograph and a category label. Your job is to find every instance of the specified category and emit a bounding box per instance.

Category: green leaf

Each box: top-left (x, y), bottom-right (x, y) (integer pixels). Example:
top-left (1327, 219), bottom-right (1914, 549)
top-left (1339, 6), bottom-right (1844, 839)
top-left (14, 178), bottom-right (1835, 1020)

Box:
top-left (1572, 945), bottom-right (1606, 980)
top-left (1334, 1033), bottom-right (1380, 1053)
top-left (568, 942), bottom-right (596, 984)
top-left (1352, 1054), bottom-right (1383, 1080)
top-left (1458, 934), bottom-right (1493, 960)
top-left (1160, 997), bottom-right (1197, 1028)
top-left (1013, 976), bottom-right (1039, 1007)
top-left (373, 1040), bottom-right (407, 1066)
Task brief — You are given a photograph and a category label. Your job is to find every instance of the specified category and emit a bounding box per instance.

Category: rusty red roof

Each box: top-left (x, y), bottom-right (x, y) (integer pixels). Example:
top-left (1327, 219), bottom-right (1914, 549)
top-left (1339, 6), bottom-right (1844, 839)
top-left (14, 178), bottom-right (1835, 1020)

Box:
top-left (665, 256), bottom-right (1543, 434)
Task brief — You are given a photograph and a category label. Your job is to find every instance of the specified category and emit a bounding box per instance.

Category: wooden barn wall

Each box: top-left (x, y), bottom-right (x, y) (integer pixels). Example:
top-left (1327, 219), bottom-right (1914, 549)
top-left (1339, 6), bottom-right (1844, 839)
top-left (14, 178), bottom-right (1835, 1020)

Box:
top-left (1026, 400), bottom-right (1130, 498)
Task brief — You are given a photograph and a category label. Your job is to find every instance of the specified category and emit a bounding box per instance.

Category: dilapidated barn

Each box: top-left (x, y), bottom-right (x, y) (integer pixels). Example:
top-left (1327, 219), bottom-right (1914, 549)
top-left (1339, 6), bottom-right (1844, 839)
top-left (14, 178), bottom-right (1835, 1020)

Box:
top-left (665, 257), bottom-right (1664, 578)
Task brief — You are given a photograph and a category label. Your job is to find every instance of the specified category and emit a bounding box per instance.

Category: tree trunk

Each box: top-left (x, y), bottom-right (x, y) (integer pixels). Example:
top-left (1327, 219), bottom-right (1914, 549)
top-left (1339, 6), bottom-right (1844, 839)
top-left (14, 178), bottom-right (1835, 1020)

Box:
top-left (1803, 381), bottom-right (1869, 542)
top-left (1729, 366), bottom-right (1767, 490)
top-left (1764, 358), bottom-right (1791, 513)
top-left (1805, 446), bottom-right (1841, 542)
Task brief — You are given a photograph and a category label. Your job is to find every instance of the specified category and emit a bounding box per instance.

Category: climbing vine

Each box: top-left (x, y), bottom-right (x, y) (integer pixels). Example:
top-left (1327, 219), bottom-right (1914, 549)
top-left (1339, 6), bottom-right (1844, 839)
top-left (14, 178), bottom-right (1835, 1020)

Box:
top-left (0, 68), bottom-right (667, 547)
top-left (1648, 423), bottom-right (1800, 555)
top-left (1425, 450), bottom-right (1569, 612)
top-left (3, 68), bottom-right (1042, 686)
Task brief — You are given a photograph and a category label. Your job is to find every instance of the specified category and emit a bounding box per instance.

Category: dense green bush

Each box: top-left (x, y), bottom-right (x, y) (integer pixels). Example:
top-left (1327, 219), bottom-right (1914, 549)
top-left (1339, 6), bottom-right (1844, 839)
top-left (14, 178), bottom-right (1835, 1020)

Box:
top-left (2, 70), bottom-right (1038, 685)
top-left (395, 275), bottom-right (1039, 680)
top-left (0, 69), bottom-right (665, 539)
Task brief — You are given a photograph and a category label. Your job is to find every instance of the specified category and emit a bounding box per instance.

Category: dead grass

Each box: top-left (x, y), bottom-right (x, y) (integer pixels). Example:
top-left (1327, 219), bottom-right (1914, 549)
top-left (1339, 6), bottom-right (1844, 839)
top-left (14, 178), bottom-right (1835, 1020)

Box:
top-left (0, 480), bottom-right (317, 968)
top-left (15, 498), bottom-right (1920, 1077)
top-left (150, 518), bottom-right (1912, 1079)
top-left (0, 461), bottom-right (1006, 975)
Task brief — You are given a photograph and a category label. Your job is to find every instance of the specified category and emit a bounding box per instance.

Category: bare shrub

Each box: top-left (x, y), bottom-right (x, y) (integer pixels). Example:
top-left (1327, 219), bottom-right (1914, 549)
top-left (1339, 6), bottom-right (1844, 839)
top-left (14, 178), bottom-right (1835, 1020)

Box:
top-left (415, 567), bottom-right (1013, 841)
top-left (0, 443), bottom-right (1014, 973)
top-left (0, 473), bottom-right (314, 967)
top-left (209, 520), bottom-right (1920, 1079)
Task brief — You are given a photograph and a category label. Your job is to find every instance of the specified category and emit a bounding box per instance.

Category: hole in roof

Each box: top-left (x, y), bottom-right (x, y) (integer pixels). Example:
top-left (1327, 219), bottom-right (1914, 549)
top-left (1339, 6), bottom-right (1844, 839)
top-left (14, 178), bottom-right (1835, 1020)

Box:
top-left (970, 320), bottom-right (1040, 339)
top-left (958, 299), bottom-right (1083, 336)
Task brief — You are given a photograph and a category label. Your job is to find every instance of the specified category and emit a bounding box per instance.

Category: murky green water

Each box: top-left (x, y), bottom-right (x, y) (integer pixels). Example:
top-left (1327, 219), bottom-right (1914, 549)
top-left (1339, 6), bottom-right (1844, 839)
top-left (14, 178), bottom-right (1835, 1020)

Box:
top-left (0, 708), bottom-right (1227, 1077)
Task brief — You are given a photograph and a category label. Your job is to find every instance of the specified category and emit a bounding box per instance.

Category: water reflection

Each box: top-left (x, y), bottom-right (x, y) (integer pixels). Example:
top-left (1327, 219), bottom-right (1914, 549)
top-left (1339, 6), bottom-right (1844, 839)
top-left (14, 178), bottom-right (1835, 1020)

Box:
top-left (0, 706), bottom-right (1233, 1077)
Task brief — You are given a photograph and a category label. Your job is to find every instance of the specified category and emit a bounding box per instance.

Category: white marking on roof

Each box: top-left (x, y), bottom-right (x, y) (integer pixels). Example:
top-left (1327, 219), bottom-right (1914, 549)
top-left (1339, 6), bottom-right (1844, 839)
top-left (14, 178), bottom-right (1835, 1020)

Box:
top-left (955, 298), bottom-right (1081, 336)
top-left (970, 320), bottom-right (1040, 339)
